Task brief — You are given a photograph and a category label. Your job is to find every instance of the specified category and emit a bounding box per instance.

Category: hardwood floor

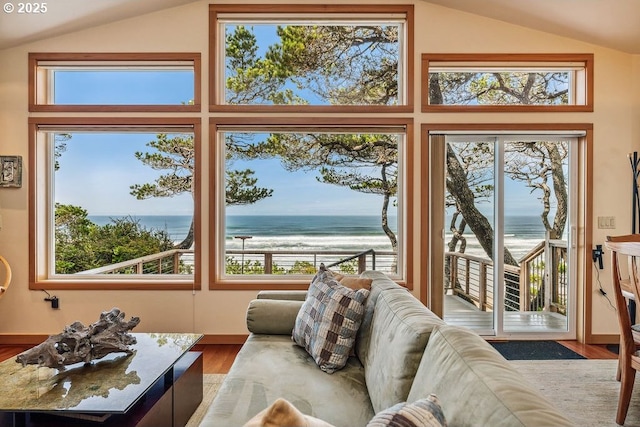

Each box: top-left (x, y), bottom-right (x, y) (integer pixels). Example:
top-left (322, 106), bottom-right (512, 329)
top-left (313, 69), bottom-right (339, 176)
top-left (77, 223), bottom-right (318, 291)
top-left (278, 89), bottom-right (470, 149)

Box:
top-left (558, 340), bottom-right (618, 359)
top-left (193, 344), bottom-right (243, 373)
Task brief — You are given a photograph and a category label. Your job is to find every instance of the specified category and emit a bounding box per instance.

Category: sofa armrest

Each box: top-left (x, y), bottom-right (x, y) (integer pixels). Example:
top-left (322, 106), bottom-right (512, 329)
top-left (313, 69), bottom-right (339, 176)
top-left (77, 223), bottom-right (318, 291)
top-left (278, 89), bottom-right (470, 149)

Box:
top-left (257, 290), bottom-right (307, 301)
top-left (246, 299), bottom-right (303, 335)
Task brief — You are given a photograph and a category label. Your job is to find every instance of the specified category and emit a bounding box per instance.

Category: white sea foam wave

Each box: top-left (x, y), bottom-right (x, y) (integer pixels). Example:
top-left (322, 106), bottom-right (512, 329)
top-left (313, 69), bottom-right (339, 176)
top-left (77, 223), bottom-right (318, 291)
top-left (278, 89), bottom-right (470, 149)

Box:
top-left (226, 234), bottom-right (394, 252)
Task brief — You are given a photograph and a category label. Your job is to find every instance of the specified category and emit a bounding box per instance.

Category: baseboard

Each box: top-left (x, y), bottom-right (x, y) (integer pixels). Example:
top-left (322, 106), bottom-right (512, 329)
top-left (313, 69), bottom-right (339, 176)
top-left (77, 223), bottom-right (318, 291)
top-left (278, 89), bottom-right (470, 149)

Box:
top-left (585, 334), bottom-right (619, 345)
top-left (0, 334), bottom-right (248, 345)
top-left (0, 334), bottom-right (49, 345)
top-left (199, 334), bottom-right (248, 345)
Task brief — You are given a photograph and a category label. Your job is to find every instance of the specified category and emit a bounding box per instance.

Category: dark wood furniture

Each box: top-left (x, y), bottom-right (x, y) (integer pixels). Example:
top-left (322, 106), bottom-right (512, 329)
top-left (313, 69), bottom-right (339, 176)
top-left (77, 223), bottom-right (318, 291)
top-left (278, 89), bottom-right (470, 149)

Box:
top-left (0, 333), bottom-right (202, 427)
top-left (605, 237), bottom-right (640, 425)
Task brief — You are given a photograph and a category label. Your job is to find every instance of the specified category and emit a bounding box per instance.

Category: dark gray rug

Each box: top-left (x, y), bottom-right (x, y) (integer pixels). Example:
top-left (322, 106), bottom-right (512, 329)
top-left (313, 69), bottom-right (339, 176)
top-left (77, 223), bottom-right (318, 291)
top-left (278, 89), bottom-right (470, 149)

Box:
top-left (490, 340), bottom-right (586, 360)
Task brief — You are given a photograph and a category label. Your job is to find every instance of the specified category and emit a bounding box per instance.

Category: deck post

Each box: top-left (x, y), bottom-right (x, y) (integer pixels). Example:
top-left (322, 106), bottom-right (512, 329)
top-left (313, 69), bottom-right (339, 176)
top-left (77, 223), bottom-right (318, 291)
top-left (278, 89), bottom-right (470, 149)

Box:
top-left (479, 262), bottom-right (487, 311)
top-left (264, 253), bottom-right (273, 274)
top-left (544, 231), bottom-right (552, 312)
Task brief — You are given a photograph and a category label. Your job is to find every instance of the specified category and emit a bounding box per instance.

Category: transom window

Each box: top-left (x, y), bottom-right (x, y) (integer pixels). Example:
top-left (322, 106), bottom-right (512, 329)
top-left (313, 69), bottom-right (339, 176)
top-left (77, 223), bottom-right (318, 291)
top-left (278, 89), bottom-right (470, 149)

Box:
top-left (29, 53), bottom-right (201, 112)
top-left (422, 54), bottom-right (593, 112)
top-left (209, 4), bottom-right (414, 112)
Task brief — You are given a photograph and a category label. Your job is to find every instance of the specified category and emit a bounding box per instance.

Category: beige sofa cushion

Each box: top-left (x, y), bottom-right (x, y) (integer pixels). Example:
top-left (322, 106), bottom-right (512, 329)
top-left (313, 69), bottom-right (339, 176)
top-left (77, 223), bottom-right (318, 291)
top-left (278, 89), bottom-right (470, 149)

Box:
top-left (407, 325), bottom-right (574, 427)
top-left (355, 271), bottom-right (404, 363)
top-left (201, 335), bottom-right (375, 426)
top-left (247, 299), bottom-right (303, 335)
top-left (362, 288), bottom-right (445, 413)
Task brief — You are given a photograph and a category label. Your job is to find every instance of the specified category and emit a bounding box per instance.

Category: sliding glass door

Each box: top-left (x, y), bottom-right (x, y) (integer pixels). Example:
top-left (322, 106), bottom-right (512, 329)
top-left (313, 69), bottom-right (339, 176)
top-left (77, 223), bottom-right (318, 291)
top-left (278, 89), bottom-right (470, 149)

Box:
top-left (442, 134), bottom-right (577, 338)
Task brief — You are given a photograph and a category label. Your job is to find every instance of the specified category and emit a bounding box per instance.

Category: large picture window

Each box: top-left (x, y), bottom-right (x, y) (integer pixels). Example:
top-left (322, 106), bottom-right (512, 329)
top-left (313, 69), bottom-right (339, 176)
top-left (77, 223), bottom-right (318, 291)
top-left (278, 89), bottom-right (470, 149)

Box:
top-left (210, 118), bottom-right (413, 289)
top-left (29, 118), bottom-right (201, 290)
top-left (209, 4), bottom-right (414, 113)
top-left (422, 54), bottom-right (593, 112)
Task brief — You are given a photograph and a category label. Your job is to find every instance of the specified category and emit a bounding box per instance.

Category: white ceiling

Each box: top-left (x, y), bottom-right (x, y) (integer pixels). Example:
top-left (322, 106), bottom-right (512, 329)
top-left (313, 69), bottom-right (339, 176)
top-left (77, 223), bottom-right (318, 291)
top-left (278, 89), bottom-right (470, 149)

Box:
top-left (0, 0), bottom-right (198, 50)
top-left (423, 0), bottom-right (640, 54)
top-left (0, 0), bottom-right (639, 54)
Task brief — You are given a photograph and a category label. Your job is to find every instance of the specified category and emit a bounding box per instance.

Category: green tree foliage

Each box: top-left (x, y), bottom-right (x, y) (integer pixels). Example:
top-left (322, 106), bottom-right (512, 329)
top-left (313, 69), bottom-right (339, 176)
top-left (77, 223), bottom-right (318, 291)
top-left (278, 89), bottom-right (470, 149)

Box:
top-left (432, 72), bottom-right (570, 264)
top-left (258, 132), bottom-right (399, 255)
top-left (225, 26), bottom-right (301, 105)
top-left (55, 204), bottom-right (97, 274)
top-left (288, 261), bottom-right (317, 275)
top-left (54, 203), bottom-right (174, 274)
top-left (429, 71), bottom-right (569, 106)
top-left (54, 134), bottom-right (71, 171)
top-left (130, 133), bottom-right (272, 249)
top-left (225, 24), bottom-right (399, 105)
top-left (223, 24), bottom-right (402, 270)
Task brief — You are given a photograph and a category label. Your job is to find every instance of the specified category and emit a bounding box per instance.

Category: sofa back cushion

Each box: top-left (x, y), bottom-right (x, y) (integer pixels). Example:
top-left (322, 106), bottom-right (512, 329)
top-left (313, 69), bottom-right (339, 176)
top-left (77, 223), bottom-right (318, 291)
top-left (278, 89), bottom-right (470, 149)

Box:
top-left (362, 288), bottom-right (445, 413)
top-left (407, 325), bottom-right (575, 427)
top-left (355, 271), bottom-right (404, 362)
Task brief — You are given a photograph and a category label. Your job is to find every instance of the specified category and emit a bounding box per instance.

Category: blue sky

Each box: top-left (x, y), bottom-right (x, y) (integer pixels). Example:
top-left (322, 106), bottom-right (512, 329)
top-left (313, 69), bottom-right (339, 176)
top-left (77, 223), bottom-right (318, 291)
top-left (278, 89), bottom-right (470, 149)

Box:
top-left (52, 26), bottom-right (553, 218)
top-left (54, 130), bottom-right (393, 216)
top-left (51, 50), bottom-right (397, 217)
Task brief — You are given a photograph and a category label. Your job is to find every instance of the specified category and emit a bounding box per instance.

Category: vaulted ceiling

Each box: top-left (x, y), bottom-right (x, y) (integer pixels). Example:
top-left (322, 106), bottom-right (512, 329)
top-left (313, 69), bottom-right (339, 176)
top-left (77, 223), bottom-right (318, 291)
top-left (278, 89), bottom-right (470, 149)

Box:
top-left (0, 0), bottom-right (639, 53)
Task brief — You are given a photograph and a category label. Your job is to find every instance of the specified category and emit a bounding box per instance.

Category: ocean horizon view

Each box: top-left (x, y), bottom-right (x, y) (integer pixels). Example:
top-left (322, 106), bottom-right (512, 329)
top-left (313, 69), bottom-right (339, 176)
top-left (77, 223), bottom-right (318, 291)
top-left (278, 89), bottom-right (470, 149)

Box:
top-left (88, 214), bottom-right (559, 259)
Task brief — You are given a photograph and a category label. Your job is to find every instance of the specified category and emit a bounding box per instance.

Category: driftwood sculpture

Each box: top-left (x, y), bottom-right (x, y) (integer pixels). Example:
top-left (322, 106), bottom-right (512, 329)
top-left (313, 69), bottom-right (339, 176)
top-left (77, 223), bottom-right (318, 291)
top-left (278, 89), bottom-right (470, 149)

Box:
top-left (16, 307), bottom-right (140, 369)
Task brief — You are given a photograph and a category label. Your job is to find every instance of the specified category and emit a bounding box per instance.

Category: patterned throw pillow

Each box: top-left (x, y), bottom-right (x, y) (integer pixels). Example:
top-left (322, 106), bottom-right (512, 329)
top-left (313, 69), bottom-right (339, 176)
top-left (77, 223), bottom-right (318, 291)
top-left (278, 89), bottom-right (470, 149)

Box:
top-left (292, 265), bottom-right (370, 373)
top-left (366, 395), bottom-right (447, 427)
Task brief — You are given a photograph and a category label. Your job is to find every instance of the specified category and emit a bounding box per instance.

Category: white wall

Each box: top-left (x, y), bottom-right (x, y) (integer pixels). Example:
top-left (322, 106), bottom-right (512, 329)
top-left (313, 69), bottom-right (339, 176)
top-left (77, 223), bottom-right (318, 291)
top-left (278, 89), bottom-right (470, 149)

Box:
top-left (0, 0), bottom-right (637, 341)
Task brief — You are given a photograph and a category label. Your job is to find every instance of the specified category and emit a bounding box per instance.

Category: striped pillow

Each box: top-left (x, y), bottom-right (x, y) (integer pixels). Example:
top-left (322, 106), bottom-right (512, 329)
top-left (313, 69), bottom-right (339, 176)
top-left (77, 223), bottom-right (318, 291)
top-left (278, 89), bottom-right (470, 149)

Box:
top-left (292, 265), bottom-right (369, 374)
top-left (366, 395), bottom-right (447, 427)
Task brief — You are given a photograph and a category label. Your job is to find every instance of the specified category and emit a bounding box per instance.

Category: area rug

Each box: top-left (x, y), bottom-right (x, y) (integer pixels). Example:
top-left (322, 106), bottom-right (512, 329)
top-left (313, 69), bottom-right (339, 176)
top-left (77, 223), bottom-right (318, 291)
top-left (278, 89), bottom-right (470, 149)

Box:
top-left (186, 374), bottom-right (225, 427)
top-left (490, 340), bottom-right (586, 360)
top-left (512, 359), bottom-right (640, 427)
top-left (189, 363), bottom-right (637, 427)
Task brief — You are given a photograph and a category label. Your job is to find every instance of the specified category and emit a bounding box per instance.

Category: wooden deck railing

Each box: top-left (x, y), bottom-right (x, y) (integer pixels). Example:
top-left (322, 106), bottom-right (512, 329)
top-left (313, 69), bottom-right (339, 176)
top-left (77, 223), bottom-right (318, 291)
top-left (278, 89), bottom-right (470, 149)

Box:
top-left (75, 249), bottom-right (394, 275)
top-left (224, 249), bottom-right (394, 274)
top-left (76, 238), bottom-right (566, 316)
top-left (446, 237), bottom-right (568, 314)
top-left (77, 249), bottom-right (194, 275)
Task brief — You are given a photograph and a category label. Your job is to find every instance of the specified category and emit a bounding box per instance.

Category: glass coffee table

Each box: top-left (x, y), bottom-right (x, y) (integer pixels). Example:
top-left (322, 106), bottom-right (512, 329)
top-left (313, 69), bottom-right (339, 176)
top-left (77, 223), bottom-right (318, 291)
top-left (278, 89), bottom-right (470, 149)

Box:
top-left (0, 333), bottom-right (203, 427)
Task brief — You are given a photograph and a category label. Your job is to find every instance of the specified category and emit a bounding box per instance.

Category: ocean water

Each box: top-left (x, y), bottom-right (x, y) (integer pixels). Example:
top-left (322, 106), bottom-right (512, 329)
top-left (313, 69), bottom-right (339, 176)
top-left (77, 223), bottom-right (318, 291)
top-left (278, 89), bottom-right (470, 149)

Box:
top-left (88, 214), bottom-right (558, 259)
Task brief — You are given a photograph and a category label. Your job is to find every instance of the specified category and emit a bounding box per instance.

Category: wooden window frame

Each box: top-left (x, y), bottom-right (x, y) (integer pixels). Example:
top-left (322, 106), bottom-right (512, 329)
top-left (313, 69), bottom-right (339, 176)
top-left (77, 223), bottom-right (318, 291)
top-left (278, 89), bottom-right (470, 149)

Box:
top-left (421, 53), bottom-right (594, 113)
top-left (29, 52), bottom-right (202, 113)
top-left (209, 117), bottom-right (414, 291)
top-left (420, 123), bottom-right (593, 340)
top-left (209, 4), bottom-right (414, 114)
top-left (28, 117), bottom-right (202, 291)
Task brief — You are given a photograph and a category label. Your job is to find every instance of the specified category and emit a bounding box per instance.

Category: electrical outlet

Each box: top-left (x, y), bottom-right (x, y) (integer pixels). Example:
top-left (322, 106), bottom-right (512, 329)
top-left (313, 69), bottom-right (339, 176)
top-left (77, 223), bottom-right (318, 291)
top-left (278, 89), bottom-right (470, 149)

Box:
top-left (597, 216), bottom-right (616, 229)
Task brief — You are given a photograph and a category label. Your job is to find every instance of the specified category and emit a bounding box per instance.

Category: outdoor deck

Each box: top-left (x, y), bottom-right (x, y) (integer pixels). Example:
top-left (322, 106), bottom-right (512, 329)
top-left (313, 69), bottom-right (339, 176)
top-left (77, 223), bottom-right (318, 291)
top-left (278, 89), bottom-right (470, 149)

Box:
top-left (444, 294), bottom-right (568, 333)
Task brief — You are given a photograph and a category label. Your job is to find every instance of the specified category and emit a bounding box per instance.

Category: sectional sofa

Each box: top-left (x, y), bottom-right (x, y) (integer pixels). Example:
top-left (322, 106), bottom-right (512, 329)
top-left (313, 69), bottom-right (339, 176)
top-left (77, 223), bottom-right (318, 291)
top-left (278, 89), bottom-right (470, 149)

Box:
top-left (200, 270), bottom-right (574, 426)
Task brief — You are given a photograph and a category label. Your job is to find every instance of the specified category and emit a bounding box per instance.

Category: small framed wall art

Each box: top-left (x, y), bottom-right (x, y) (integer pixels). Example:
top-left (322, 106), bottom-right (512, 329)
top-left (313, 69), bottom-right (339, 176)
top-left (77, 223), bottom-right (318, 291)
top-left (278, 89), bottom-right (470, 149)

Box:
top-left (0, 156), bottom-right (22, 188)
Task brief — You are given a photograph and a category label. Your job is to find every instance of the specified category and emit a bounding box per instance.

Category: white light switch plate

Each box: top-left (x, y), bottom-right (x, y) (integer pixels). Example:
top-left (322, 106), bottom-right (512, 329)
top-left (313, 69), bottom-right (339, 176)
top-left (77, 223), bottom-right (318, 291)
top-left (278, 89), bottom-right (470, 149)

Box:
top-left (597, 216), bottom-right (616, 229)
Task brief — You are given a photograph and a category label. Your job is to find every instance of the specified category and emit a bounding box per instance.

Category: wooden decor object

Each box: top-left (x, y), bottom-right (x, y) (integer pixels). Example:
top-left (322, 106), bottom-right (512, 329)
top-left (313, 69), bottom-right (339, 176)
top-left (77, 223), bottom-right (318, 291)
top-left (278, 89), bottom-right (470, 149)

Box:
top-left (15, 307), bottom-right (140, 369)
top-left (0, 255), bottom-right (11, 298)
